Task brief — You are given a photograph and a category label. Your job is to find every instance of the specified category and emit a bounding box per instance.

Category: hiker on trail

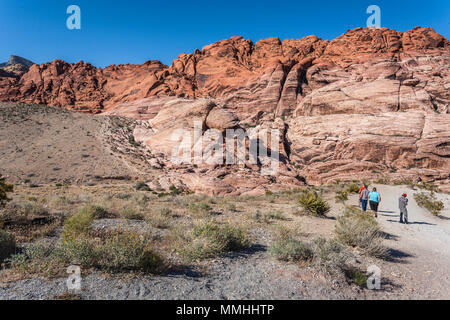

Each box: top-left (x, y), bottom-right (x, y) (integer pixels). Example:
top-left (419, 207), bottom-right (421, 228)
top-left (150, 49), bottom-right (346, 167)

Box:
top-left (399, 193), bottom-right (409, 224)
top-left (369, 187), bottom-right (381, 217)
top-left (358, 185), bottom-right (365, 207)
top-left (360, 184), bottom-right (370, 212)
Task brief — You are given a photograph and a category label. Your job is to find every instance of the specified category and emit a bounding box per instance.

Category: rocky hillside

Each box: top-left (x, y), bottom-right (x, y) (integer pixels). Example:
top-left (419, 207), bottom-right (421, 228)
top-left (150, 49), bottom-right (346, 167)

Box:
top-left (0, 27), bottom-right (449, 193)
top-left (0, 55), bottom-right (35, 78)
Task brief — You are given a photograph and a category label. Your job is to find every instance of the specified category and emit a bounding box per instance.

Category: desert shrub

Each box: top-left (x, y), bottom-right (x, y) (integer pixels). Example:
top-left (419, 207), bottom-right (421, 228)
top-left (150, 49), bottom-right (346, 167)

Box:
top-left (298, 189), bottom-right (330, 217)
top-left (89, 205), bottom-right (114, 219)
top-left (145, 207), bottom-right (173, 229)
top-left (335, 210), bottom-right (388, 258)
top-left (119, 207), bottom-right (144, 220)
top-left (264, 211), bottom-right (287, 221)
top-left (226, 203), bottom-right (237, 212)
top-left (184, 222), bottom-right (250, 260)
top-left (0, 230), bottom-right (16, 263)
top-left (188, 201), bottom-right (212, 215)
top-left (94, 232), bottom-right (164, 273)
top-left (311, 238), bottom-right (351, 272)
top-left (62, 208), bottom-right (94, 239)
top-left (0, 175), bottom-right (13, 208)
top-left (346, 183), bottom-right (360, 194)
top-left (335, 190), bottom-right (349, 203)
top-left (268, 237), bottom-right (313, 262)
top-left (414, 192), bottom-right (444, 216)
top-left (10, 232), bottom-right (165, 274)
top-left (135, 182), bottom-right (151, 191)
top-left (169, 186), bottom-right (183, 196)
top-left (344, 268), bottom-right (368, 287)
top-left (416, 181), bottom-right (439, 192)
top-left (2, 201), bottom-right (49, 222)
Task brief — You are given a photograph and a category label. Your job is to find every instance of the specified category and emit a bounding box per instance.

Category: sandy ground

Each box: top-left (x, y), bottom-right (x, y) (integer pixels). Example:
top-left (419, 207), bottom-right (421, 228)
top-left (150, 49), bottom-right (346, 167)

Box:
top-left (1, 184), bottom-right (449, 300)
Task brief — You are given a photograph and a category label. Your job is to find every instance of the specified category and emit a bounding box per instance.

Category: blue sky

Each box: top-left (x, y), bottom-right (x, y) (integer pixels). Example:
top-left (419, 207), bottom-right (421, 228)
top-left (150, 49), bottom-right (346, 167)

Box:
top-left (0, 0), bottom-right (449, 68)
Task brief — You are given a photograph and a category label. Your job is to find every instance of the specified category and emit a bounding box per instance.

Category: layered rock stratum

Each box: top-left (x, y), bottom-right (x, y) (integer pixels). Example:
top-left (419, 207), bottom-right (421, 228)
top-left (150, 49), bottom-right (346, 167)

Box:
top-left (1, 27), bottom-right (449, 194)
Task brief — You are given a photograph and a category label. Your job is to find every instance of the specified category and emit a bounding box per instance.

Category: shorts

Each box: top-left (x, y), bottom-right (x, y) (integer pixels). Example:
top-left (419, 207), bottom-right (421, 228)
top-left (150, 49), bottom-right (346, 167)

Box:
top-left (369, 201), bottom-right (379, 212)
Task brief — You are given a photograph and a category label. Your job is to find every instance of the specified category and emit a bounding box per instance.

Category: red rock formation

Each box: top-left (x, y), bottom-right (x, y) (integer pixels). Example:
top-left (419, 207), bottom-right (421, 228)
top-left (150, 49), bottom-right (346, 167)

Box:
top-left (1, 27), bottom-right (449, 193)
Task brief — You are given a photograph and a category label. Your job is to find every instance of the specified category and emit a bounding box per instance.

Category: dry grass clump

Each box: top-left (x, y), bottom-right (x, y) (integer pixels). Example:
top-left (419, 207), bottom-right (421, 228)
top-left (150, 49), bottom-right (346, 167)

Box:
top-left (0, 229), bottom-right (16, 263)
top-left (188, 201), bottom-right (213, 217)
top-left (62, 208), bottom-right (95, 240)
top-left (0, 174), bottom-right (13, 208)
top-left (414, 191), bottom-right (444, 216)
top-left (268, 229), bottom-right (365, 286)
top-left (335, 207), bottom-right (388, 258)
top-left (145, 207), bottom-right (174, 229)
top-left (298, 189), bottom-right (330, 217)
top-left (7, 231), bottom-right (165, 275)
top-left (268, 231), bottom-right (313, 262)
top-left (345, 183), bottom-right (360, 194)
top-left (181, 222), bottom-right (251, 261)
top-left (335, 190), bottom-right (349, 204)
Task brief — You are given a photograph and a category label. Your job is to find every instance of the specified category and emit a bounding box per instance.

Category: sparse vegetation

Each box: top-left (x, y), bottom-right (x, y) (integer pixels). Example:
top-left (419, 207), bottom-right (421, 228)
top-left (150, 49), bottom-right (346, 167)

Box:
top-left (8, 231), bottom-right (165, 274)
top-left (0, 174), bottom-right (13, 208)
top-left (298, 189), bottom-right (330, 217)
top-left (269, 236), bottom-right (313, 262)
top-left (335, 208), bottom-right (388, 258)
top-left (335, 190), bottom-right (349, 204)
top-left (183, 222), bottom-right (250, 261)
top-left (345, 183), bottom-right (360, 194)
top-left (414, 191), bottom-right (444, 216)
top-left (62, 208), bottom-right (94, 239)
top-left (0, 230), bottom-right (16, 264)
top-left (135, 182), bottom-right (151, 192)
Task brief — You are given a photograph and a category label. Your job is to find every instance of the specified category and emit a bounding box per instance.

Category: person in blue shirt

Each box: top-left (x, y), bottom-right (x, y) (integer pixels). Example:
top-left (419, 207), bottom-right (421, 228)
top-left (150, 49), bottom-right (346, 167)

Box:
top-left (368, 187), bottom-right (381, 217)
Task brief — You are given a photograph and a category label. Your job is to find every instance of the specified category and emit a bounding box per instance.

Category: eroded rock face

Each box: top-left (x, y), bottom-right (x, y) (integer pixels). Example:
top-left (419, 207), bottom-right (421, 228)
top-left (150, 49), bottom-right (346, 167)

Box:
top-left (1, 27), bottom-right (449, 193)
top-left (288, 112), bottom-right (449, 185)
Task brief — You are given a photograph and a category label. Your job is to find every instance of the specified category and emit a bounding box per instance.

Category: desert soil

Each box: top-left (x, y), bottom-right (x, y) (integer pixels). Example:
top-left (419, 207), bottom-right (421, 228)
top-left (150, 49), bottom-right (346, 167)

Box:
top-left (1, 185), bottom-right (449, 300)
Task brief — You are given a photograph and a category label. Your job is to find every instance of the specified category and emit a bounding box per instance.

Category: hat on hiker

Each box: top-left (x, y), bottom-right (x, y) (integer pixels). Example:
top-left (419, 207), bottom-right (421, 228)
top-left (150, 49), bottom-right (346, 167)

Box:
top-left (402, 193), bottom-right (407, 197)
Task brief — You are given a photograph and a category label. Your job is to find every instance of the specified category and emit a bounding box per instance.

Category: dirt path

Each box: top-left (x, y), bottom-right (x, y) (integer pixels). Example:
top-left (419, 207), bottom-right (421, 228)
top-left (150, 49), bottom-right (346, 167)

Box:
top-left (356, 184), bottom-right (450, 299)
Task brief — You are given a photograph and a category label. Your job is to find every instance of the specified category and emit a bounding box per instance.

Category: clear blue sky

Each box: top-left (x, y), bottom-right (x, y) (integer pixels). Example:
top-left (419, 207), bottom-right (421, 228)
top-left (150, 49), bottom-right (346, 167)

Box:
top-left (0, 0), bottom-right (449, 68)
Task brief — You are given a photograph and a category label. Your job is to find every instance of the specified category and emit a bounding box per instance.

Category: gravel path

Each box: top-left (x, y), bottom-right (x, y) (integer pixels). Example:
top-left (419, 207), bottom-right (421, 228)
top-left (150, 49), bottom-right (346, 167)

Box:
top-left (364, 185), bottom-right (450, 299)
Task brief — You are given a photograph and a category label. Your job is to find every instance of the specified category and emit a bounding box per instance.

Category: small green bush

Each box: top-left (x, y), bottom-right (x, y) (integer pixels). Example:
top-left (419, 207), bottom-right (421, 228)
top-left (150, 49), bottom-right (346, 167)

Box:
top-left (335, 210), bottom-right (387, 258)
top-left (0, 230), bottom-right (16, 263)
top-left (0, 174), bottom-right (13, 208)
top-left (335, 190), bottom-right (349, 203)
top-left (414, 191), bottom-right (444, 216)
top-left (184, 222), bottom-right (250, 260)
top-left (188, 202), bottom-right (212, 215)
top-left (120, 207), bottom-right (144, 220)
top-left (135, 182), bottom-right (151, 192)
top-left (345, 268), bottom-right (368, 287)
top-left (11, 232), bottom-right (165, 274)
top-left (264, 211), bottom-right (287, 221)
top-left (346, 183), bottom-right (360, 194)
top-left (63, 208), bottom-right (94, 239)
top-left (268, 238), bottom-right (313, 262)
top-left (298, 189), bottom-right (330, 217)
top-left (311, 238), bottom-right (350, 272)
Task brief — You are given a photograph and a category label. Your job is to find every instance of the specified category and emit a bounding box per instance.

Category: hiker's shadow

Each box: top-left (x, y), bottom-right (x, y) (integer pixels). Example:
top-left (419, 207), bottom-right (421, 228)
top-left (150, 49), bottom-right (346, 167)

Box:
top-left (223, 243), bottom-right (267, 258)
top-left (387, 219), bottom-right (436, 226)
top-left (379, 210), bottom-right (396, 214)
top-left (385, 248), bottom-right (414, 264)
top-left (382, 231), bottom-right (399, 241)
